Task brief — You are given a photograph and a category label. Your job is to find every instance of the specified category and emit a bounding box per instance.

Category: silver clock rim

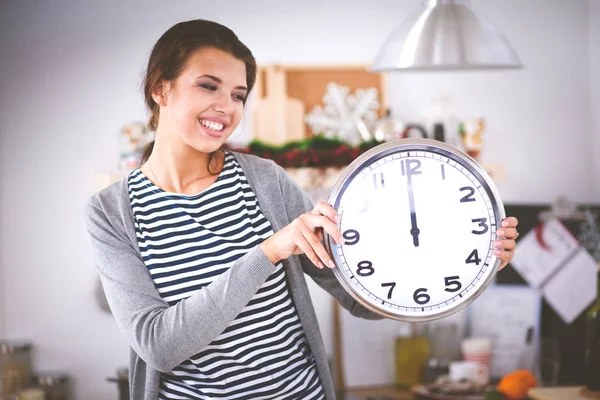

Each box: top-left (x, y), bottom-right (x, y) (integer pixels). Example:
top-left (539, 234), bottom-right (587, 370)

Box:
top-left (324, 138), bottom-right (506, 322)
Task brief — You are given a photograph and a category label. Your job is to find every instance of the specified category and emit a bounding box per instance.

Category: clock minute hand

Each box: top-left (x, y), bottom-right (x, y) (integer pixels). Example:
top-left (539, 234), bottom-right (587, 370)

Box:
top-left (407, 176), bottom-right (420, 247)
top-left (404, 159), bottom-right (422, 247)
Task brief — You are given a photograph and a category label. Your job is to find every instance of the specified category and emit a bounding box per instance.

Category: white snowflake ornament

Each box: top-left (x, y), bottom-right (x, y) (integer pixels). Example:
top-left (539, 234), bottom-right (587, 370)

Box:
top-left (305, 82), bottom-right (380, 145)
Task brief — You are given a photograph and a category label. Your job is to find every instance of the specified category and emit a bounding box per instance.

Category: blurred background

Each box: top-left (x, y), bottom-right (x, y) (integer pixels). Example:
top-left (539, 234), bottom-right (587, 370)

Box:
top-left (0, 0), bottom-right (599, 399)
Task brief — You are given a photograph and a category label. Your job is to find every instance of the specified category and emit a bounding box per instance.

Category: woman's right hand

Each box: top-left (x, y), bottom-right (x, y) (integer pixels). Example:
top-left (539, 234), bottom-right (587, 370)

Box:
top-left (259, 202), bottom-right (343, 269)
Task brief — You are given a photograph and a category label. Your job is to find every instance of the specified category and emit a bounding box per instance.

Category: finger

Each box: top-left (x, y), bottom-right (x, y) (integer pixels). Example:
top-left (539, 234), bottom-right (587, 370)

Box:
top-left (494, 239), bottom-right (516, 251)
top-left (494, 249), bottom-right (514, 264)
top-left (311, 201), bottom-right (341, 224)
top-left (293, 230), bottom-right (325, 269)
top-left (301, 224), bottom-right (336, 269)
top-left (496, 227), bottom-right (518, 239)
top-left (501, 217), bottom-right (519, 228)
top-left (303, 214), bottom-right (342, 244)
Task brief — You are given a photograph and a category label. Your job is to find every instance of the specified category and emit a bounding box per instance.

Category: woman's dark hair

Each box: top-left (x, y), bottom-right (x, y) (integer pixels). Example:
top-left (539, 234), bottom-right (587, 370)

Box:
top-left (140, 19), bottom-right (257, 169)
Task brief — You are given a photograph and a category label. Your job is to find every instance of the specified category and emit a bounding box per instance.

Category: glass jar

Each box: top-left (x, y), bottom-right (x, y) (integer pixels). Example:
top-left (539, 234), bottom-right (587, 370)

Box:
top-left (32, 373), bottom-right (70, 400)
top-left (0, 370), bottom-right (21, 399)
top-left (17, 388), bottom-right (44, 400)
top-left (394, 335), bottom-right (430, 387)
top-left (0, 342), bottom-right (32, 395)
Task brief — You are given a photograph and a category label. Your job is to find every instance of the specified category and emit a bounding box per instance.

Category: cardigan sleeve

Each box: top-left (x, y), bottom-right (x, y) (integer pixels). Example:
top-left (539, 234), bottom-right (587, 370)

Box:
top-left (85, 194), bottom-right (278, 373)
top-left (274, 165), bottom-right (382, 320)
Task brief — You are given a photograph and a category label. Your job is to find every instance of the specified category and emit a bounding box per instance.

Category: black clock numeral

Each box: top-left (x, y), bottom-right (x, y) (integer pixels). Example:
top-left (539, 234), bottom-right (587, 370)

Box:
top-left (444, 276), bottom-right (462, 292)
top-left (401, 159), bottom-right (422, 177)
top-left (413, 288), bottom-right (430, 305)
top-left (373, 172), bottom-right (385, 189)
top-left (465, 249), bottom-right (482, 265)
top-left (471, 218), bottom-right (489, 235)
top-left (459, 186), bottom-right (476, 202)
top-left (381, 282), bottom-right (396, 299)
top-left (440, 164), bottom-right (446, 180)
top-left (356, 261), bottom-right (374, 277)
top-left (343, 229), bottom-right (360, 245)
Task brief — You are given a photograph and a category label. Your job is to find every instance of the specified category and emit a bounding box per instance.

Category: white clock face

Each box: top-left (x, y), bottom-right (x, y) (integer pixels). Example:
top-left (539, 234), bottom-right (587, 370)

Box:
top-left (327, 141), bottom-right (504, 322)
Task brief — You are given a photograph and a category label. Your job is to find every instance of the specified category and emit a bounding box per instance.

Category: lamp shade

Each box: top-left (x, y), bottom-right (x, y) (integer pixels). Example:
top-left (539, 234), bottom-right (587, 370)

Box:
top-left (370, 0), bottom-right (522, 71)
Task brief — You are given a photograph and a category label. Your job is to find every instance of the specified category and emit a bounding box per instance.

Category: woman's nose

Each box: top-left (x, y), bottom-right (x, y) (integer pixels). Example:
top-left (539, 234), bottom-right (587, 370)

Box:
top-left (212, 93), bottom-right (234, 113)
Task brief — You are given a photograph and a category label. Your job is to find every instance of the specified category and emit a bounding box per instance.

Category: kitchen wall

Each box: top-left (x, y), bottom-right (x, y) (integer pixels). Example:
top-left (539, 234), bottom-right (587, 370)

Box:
top-left (592, 0), bottom-right (600, 200)
top-left (0, 0), bottom-right (598, 398)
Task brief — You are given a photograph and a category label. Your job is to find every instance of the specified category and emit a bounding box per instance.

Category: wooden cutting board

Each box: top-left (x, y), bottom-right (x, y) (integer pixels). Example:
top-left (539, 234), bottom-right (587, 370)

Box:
top-left (252, 65), bottom-right (305, 145)
top-left (528, 386), bottom-right (600, 400)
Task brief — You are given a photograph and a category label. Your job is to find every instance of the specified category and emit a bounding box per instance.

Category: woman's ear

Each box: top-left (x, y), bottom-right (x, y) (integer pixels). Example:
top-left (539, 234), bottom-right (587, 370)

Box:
top-left (151, 82), bottom-right (169, 107)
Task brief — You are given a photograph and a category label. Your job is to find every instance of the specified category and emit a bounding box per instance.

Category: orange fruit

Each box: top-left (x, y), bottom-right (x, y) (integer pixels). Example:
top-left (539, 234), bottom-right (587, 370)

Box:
top-left (497, 369), bottom-right (537, 399)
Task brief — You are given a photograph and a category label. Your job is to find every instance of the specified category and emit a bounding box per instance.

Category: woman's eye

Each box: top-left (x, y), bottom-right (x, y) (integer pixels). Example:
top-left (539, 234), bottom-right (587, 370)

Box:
top-left (232, 93), bottom-right (245, 101)
top-left (199, 84), bottom-right (217, 91)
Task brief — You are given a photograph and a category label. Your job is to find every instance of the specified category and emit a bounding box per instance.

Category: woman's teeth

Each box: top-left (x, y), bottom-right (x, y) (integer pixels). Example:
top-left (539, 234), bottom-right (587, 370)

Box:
top-left (200, 119), bottom-right (224, 131)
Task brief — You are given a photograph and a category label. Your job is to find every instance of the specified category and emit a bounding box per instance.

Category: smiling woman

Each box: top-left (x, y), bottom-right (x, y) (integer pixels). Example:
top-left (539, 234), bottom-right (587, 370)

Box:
top-left (85, 19), bottom-right (380, 400)
top-left (139, 21), bottom-right (255, 195)
top-left (84, 19), bottom-right (519, 400)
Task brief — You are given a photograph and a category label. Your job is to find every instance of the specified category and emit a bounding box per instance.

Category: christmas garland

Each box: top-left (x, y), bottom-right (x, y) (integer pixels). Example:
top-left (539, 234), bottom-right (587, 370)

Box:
top-left (225, 135), bottom-right (381, 168)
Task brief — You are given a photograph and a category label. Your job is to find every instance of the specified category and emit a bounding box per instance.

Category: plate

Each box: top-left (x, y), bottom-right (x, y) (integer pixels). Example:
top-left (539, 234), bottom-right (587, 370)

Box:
top-left (412, 384), bottom-right (489, 400)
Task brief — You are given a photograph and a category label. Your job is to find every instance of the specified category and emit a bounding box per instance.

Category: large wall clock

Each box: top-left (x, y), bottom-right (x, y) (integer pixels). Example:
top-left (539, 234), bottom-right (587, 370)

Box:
top-left (325, 138), bottom-right (505, 322)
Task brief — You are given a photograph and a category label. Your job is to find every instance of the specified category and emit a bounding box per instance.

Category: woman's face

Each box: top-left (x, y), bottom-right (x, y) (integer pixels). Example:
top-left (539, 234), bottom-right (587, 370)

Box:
top-left (158, 47), bottom-right (248, 154)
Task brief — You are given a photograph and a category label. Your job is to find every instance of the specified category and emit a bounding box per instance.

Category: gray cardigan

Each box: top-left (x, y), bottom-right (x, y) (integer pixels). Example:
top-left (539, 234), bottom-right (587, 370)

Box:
top-left (85, 152), bottom-right (380, 400)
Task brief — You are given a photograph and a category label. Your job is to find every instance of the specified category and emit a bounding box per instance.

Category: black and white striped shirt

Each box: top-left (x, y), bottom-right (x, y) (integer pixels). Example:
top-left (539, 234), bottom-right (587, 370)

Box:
top-left (128, 153), bottom-right (325, 400)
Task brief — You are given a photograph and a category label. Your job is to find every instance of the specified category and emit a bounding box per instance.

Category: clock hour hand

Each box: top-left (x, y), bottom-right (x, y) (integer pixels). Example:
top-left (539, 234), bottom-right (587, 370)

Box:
top-left (403, 159), bottom-right (422, 247)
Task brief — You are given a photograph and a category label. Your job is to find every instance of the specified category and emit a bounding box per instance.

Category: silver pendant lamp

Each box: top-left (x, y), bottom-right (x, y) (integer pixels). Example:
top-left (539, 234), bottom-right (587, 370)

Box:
top-left (370, 0), bottom-right (522, 71)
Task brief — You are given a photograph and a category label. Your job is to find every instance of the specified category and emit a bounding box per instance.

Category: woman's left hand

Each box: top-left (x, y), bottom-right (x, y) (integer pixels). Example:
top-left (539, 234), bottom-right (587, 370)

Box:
top-left (495, 216), bottom-right (519, 270)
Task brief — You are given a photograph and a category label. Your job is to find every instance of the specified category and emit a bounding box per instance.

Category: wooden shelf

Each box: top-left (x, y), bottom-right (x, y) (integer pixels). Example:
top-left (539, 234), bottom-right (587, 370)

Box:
top-left (96, 163), bottom-right (504, 192)
top-left (286, 163), bottom-right (505, 191)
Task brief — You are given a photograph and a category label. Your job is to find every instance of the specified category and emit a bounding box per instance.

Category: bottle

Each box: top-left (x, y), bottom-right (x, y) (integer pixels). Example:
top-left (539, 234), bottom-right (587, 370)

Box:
top-left (372, 109), bottom-right (404, 142)
top-left (395, 324), bottom-right (430, 387)
top-left (517, 327), bottom-right (537, 373)
top-left (585, 262), bottom-right (600, 391)
top-left (433, 123), bottom-right (445, 143)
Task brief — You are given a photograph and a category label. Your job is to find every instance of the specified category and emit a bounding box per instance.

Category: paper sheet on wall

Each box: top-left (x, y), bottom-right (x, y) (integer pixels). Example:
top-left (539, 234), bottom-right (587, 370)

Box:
top-left (511, 218), bottom-right (580, 288)
top-left (509, 217), bottom-right (598, 324)
top-left (469, 285), bottom-right (541, 377)
top-left (542, 247), bottom-right (598, 324)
